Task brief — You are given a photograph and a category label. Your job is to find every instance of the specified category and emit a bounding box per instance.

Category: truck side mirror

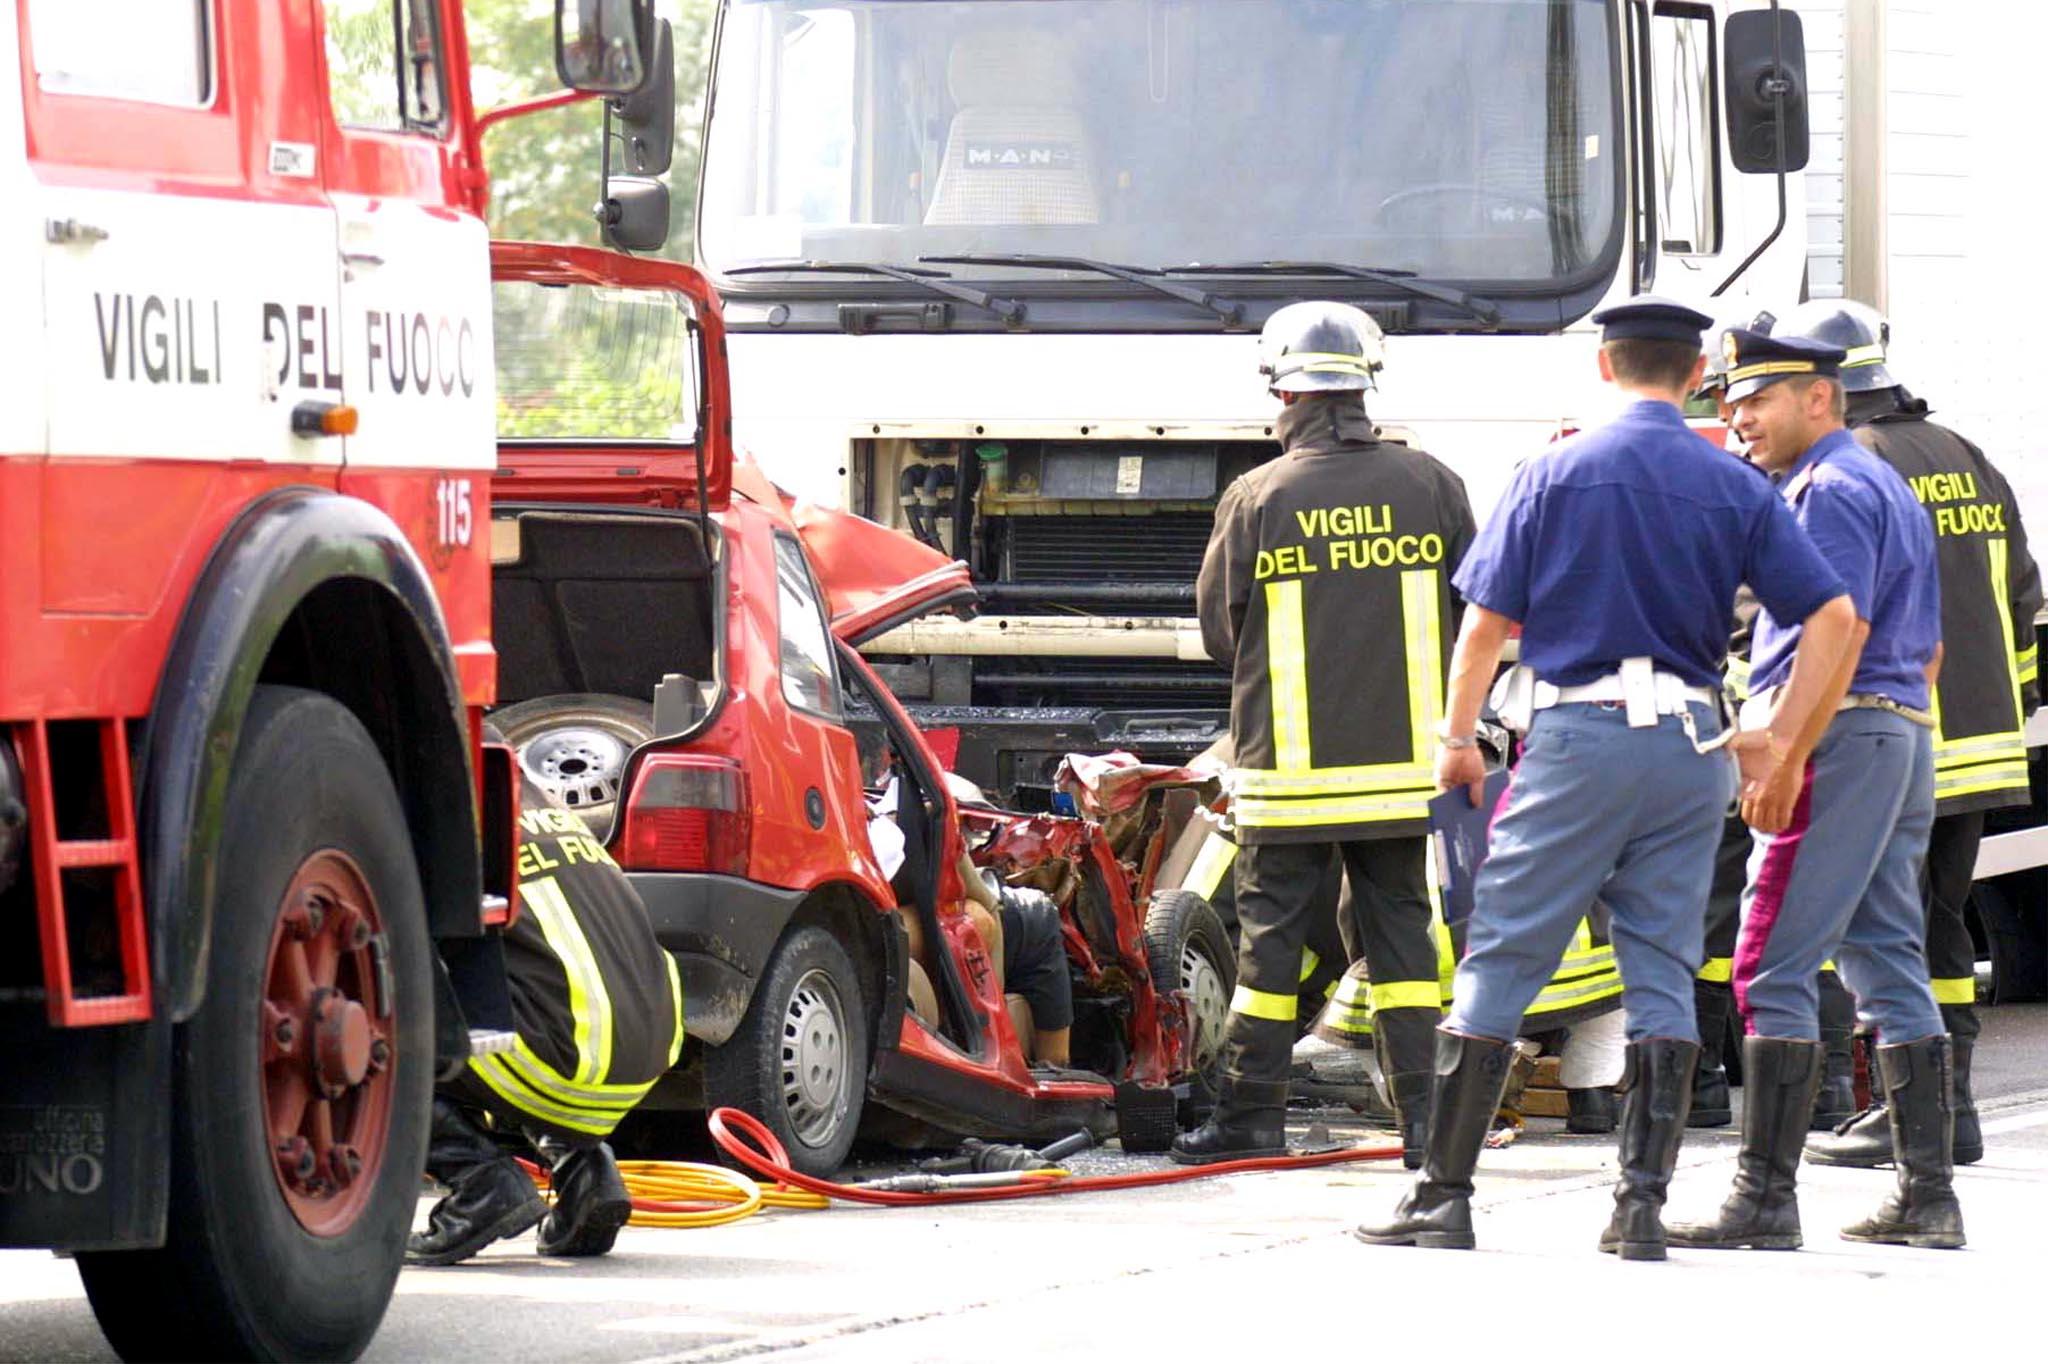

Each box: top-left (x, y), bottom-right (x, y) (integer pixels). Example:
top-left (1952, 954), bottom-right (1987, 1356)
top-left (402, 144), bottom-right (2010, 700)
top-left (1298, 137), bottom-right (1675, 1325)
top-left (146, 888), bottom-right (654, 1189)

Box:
top-left (611, 19), bottom-right (675, 175)
top-left (1724, 8), bottom-right (1810, 173)
top-left (600, 176), bottom-right (671, 252)
top-left (555, 0), bottom-right (655, 95)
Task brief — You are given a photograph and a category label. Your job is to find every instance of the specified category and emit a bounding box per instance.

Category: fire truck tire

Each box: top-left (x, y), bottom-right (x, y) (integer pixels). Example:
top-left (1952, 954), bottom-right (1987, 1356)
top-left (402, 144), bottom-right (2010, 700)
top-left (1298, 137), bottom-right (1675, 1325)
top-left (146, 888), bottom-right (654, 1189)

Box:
top-left (488, 693), bottom-right (654, 837)
top-left (1143, 889), bottom-right (1236, 1083)
top-left (77, 686), bottom-right (432, 1363)
top-left (705, 925), bottom-right (868, 1178)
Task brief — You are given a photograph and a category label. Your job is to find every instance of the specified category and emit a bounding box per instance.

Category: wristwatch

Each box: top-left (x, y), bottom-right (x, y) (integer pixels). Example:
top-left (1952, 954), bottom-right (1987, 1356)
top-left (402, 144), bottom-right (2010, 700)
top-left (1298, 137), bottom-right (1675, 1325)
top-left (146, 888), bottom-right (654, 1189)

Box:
top-left (1436, 722), bottom-right (1478, 751)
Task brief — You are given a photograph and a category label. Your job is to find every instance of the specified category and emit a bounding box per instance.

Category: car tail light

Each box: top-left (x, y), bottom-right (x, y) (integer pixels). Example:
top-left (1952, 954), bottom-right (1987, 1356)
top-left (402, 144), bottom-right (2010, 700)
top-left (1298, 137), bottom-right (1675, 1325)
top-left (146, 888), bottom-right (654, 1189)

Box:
top-left (618, 754), bottom-right (749, 874)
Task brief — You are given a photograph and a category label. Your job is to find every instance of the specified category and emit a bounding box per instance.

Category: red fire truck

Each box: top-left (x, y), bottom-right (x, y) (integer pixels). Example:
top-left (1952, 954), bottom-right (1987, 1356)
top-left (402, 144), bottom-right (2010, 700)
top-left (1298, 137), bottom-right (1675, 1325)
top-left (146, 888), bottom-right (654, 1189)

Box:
top-left (0, 3), bottom-right (660, 1359)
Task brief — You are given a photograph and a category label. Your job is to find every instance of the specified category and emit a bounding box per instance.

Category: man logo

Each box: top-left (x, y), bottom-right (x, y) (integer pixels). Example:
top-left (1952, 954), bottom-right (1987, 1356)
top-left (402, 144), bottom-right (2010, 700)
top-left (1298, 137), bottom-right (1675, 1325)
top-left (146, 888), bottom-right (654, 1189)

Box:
top-left (964, 143), bottom-right (1076, 169)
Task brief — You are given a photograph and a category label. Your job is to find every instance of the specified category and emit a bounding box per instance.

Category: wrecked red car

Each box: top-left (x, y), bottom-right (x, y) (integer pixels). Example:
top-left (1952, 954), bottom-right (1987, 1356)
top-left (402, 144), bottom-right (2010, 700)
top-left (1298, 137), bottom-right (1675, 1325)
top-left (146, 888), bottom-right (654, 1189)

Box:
top-left (485, 242), bottom-right (1234, 1174)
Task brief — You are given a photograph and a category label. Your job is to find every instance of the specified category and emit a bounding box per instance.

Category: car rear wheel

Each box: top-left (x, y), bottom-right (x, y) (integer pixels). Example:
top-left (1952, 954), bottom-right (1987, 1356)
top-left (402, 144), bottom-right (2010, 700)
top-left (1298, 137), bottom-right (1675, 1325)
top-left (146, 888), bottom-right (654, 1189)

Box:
top-left (704, 925), bottom-right (869, 1177)
top-left (77, 686), bottom-right (432, 1362)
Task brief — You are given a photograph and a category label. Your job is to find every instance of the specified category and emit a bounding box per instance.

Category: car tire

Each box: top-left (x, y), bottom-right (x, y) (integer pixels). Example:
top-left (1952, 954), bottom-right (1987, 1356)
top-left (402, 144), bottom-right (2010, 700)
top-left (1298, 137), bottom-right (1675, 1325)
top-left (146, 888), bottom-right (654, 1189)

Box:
top-left (1143, 889), bottom-right (1236, 1084)
top-left (488, 693), bottom-right (654, 836)
top-left (704, 925), bottom-right (868, 1177)
top-left (77, 686), bottom-right (432, 1362)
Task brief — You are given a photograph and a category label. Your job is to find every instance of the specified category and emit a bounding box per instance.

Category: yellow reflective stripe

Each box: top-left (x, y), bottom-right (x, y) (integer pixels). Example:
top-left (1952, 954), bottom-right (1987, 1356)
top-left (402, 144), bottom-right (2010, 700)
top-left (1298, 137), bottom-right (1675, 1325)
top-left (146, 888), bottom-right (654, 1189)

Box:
top-left (1234, 792), bottom-right (1433, 827)
top-left (1322, 977), bottom-right (1341, 1001)
top-left (1992, 538), bottom-right (2026, 730)
top-left (1298, 947), bottom-right (1322, 983)
top-left (665, 952), bottom-right (685, 1066)
top-left (1319, 1004), bottom-right (1375, 1035)
top-left (1265, 579), bottom-right (1312, 771)
top-left (501, 1039), bottom-right (648, 1111)
top-left (1935, 763), bottom-right (2031, 798)
top-left (1233, 762), bottom-right (1434, 797)
top-left (1279, 350), bottom-right (1374, 377)
top-left (1931, 977), bottom-right (1975, 1005)
top-left (1728, 359), bottom-right (1819, 382)
top-left (1697, 956), bottom-right (1733, 984)
top-left (1184, 832), bottom-right (1237, 900)
top-left (1820, 962), bottom-right (1838, 976)
top-left (1402, 568), bottom-right (1445, 764)
top-left (1371, 980), bottom-right (1440, 1011)
top-left (1528, 973), bottom-right (1625, 1013)
top-left (467, 1054), bottom-right (617, 1136)
top-left (522, 875), bottom-right (614, 1084)
top-left (1332, 971), bottom-right (1373, 1010)
top-left (1934, 731), bottom-right (2025, 763)
top-left (2017, 644), bottom-right (2038, 685)
top-left (1840, 343), bottom-right (1886, 368)
top-left (1231, 984), bottom-right (1299, 1022)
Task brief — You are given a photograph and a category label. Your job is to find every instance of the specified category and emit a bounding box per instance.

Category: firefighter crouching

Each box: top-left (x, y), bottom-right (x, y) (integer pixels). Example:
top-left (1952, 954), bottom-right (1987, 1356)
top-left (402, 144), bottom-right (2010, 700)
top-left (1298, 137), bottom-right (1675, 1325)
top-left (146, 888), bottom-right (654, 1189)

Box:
top-left (1175, 301), bottom-right (1477, 1168)
top-left (1782, 302), bottom-right (2042, 1171)
top-left (407, 769), bottom-right (684, 1266)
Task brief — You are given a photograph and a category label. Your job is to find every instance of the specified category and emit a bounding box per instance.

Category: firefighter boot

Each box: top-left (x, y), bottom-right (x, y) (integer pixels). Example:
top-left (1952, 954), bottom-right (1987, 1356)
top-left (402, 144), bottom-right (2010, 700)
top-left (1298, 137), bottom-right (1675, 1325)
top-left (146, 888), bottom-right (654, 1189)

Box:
top-left (1567, 1087), bottom-right (1617, 1134)
top-left (1375, 1009), bottom-right (1438, 1171)
top-left (407, 1099), bottom-right (548, 1267)
top-left (1689, 979), bottom-right (1734, 1128)
top-left (1943, 1003), bottom-right (1983, 1166)
top-left (1598, 1039), bottom-right (1698, 1261)
top-left (1667, 1038), bottom-right (1821, 1251)
top-left (1811, 974), bottom-right (1857, 1130)
top-left (1840, 1036), bottom-right (1967, 1249)
top-left (1353, 1032), bottom-right (1515, 1251)
top-left (1168, 1078), bottom-right (1289, 1165)
top-left (537, 1140), bottom-right (633, 1258)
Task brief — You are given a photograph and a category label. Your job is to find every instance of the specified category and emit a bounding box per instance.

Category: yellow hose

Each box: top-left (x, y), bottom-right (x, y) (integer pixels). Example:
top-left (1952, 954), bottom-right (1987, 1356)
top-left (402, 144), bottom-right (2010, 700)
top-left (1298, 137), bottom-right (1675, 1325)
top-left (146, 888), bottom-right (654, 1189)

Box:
top-left (614, 1160), bottom-right (829, 1228)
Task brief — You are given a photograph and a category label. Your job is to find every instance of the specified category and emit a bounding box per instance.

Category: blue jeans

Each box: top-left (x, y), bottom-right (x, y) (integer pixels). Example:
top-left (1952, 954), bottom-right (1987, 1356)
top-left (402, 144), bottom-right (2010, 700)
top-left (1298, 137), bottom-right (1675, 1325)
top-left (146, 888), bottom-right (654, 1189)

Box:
top-left (1447, 702), bottom-right (1733, 1042)
top-left (1736, 709), bottom-right (1943, 1043)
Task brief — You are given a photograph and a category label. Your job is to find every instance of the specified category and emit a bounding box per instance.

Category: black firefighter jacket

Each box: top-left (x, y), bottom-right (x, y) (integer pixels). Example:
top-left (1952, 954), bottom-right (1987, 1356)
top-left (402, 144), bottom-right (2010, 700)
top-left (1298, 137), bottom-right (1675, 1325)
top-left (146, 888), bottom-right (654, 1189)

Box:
top-left (1850, 390), bottom-right (2042, 815)
top-left (1197, 396), bottom-right (1477, 844)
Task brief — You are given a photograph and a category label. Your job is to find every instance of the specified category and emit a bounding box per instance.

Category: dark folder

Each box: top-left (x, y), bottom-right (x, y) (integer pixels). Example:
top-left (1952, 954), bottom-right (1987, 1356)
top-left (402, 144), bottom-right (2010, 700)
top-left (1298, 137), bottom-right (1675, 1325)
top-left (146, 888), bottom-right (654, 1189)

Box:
top-left (1429, 769), bottom-right (1510, 927)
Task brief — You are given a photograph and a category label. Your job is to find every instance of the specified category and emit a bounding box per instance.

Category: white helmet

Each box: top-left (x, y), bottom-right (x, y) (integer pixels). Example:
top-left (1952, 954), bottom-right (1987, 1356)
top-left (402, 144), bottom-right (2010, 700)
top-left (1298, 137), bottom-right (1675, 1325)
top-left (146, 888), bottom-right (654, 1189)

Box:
top-left (1258, 301), bottom-right (1385, 395)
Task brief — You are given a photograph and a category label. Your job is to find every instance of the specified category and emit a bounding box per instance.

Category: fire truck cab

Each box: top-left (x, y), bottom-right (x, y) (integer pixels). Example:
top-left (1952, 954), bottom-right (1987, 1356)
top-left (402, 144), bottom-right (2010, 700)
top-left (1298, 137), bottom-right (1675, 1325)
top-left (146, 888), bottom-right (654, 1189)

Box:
top-left (0, 3), bottom-right (656, 1359)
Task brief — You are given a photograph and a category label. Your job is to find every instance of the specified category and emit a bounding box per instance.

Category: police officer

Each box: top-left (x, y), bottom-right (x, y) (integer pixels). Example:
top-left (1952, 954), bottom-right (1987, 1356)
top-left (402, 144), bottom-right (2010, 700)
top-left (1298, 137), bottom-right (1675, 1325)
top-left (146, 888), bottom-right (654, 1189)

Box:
top-left (407, 771), bottom-right (684, 1266)
top-left (1356, 298), bottom-right (1857, 1259)
top-left (1669, 329), bottom-right (1961, 1252)
top-left (1176, 301), bottom-right (1476, 1169)
top-left (1785, 302), bottom-right (2042, 1171)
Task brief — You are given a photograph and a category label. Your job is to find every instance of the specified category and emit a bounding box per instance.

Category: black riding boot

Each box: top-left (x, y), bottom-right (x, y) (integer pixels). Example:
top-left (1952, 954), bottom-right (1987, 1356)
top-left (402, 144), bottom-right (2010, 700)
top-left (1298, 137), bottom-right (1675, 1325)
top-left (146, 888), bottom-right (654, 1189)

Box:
top-left (1811, 974), bottom-right (1857, 1130)
top-left (1598, 1039), bottom-right (1697, 1261)
top-left (1668, 1038), bottom-right (1820, 1251)
top-left (1840, 1036), bottom-right (1967, 1249)
top-left (1353, 1032), bottom-right (1514, 1250)
top-left (536, 1139), bottom-right (634, 1257)
top-left (1169, 1077), bottom-right (1288, 1164)
top-left (1376, 1009), bottom-right (1439, 1171)
top-left (1689, 980), bottom-right (1734, 1128)
top-left (407, 1099), bottom-right (548, 1266)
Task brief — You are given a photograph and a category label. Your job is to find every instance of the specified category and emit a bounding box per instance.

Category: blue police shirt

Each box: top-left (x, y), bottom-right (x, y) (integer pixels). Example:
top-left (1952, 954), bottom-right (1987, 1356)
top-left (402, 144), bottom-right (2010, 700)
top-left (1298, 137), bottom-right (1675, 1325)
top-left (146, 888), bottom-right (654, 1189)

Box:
top-left (1748, 428), bottom-right (1941, 708)
top-left (1455, 400), bottom-right (1846, 688)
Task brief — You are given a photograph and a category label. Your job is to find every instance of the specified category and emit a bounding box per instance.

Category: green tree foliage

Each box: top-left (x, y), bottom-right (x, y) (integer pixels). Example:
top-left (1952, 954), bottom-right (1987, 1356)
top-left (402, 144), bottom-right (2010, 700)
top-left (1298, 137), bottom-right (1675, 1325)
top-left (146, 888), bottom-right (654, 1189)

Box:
top-left (465, 0), bottom-right (717, 260)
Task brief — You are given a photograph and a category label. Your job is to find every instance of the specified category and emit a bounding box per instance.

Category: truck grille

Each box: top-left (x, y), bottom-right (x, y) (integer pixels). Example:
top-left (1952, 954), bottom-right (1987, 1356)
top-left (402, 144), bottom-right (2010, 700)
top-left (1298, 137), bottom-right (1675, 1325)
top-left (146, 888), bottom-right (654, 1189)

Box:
top-left (999, 512), bottom-right (1215, 585)
top-left (973, 657), bottom-right (1229, 710)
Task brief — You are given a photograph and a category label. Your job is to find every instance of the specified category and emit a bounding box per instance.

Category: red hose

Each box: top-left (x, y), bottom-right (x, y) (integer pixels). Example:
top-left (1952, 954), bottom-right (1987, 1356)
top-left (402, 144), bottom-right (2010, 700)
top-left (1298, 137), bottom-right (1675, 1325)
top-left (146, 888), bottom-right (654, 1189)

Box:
top-left (706, 1107), bottom-right (1404, 1206)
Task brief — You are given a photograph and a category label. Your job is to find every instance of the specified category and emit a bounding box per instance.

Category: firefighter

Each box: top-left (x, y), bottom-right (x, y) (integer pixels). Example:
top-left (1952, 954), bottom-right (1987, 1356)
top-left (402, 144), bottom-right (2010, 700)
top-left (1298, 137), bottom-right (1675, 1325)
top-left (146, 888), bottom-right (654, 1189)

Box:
top-left (1670, 329), bottom-right (1962, 1252)
top-left (1357, 298), bottom-right (1857, 1259)
top-left (406, 769), bottom-right (684, 1266)
top-left (1786, 302), bottom-right (2040, 1171)
top-left (1174, 301), bottom-right (1477, 1169)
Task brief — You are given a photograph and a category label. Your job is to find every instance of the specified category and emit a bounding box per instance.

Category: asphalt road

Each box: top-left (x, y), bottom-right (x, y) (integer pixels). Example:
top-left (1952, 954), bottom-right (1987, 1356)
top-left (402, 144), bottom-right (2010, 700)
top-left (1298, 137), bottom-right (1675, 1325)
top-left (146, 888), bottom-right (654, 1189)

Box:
top-left (7, 1002), bottom-right (2047, 1364)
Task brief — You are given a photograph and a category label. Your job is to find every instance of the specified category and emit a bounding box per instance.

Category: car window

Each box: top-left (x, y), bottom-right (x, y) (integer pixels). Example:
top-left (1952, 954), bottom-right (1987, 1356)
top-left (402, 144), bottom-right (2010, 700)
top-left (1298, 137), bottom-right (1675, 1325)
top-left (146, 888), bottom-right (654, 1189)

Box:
top-left (775, 534), bottom-right (843, 719)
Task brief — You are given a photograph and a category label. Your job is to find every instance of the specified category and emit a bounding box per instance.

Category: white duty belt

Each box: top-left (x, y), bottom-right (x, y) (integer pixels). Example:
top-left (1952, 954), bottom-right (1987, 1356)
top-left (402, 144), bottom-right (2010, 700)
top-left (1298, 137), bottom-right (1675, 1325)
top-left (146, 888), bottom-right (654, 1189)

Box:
top-left (1491, 657), bottom-right (1729, 754)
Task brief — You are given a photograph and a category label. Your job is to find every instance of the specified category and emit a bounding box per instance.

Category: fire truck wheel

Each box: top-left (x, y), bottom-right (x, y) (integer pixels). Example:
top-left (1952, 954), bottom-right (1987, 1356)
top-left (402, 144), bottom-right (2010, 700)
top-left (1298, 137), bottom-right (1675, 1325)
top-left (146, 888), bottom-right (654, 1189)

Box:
top-left (77, 686), bottom-right (432, 1363)
top-left (488, 693), bottom-right (654, 837)
top-left (1143, 890), bottom-right (1236, 1083)
top-left (706, 925), bottom-right (868, 1177)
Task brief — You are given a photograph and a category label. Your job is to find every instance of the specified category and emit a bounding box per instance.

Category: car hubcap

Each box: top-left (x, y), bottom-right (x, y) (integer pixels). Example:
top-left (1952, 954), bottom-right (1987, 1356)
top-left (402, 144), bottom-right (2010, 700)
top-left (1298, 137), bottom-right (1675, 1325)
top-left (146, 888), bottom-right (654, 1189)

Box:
top-left (261, 851), bottom-right (393, 1236)
top-left (519, 726), bottom-right (630, 814)
top-left (781, 970), bottom-right (850, 1149)
top-left (1180, 943), bottom-right (1229, 1071)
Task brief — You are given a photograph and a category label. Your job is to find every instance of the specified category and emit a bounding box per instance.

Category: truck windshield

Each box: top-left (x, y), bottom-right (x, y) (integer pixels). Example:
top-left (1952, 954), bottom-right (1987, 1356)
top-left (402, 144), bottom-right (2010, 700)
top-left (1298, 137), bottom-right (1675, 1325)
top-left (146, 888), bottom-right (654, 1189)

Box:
top-left (699, 0), bottom-right (1620, 290)
top-left (492, 281), bottom-right (701, 442)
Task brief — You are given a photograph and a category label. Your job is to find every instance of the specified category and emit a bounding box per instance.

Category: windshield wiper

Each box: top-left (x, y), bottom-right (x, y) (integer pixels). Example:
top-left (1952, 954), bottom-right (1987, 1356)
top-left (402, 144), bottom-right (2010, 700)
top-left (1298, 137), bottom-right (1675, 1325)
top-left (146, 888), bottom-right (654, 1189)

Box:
top-left (724, 260), bottom-right (1026, 327)
top-left (1165, 261), bottom-right (1501, 328)
top-left (920, 253), bottom-right (1245, 327)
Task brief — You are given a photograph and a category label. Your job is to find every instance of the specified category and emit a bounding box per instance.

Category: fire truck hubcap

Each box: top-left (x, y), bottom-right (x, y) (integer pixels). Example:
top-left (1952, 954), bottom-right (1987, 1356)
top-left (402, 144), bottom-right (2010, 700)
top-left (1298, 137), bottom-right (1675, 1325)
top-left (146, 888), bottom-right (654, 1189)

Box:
top-left (262, 851), bottom-right (393, 1235)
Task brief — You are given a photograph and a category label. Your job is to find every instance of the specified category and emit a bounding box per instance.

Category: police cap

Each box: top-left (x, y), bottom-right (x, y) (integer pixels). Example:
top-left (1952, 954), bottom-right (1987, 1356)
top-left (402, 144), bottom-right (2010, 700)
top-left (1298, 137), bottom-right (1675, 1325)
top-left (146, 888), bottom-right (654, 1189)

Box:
top-left (1694, 310), bottom-right (1776, 399)
top-left (1721, 328), bottom-right (1847, 403)
top-left (1589, 294), bottom-right (1716, 344)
